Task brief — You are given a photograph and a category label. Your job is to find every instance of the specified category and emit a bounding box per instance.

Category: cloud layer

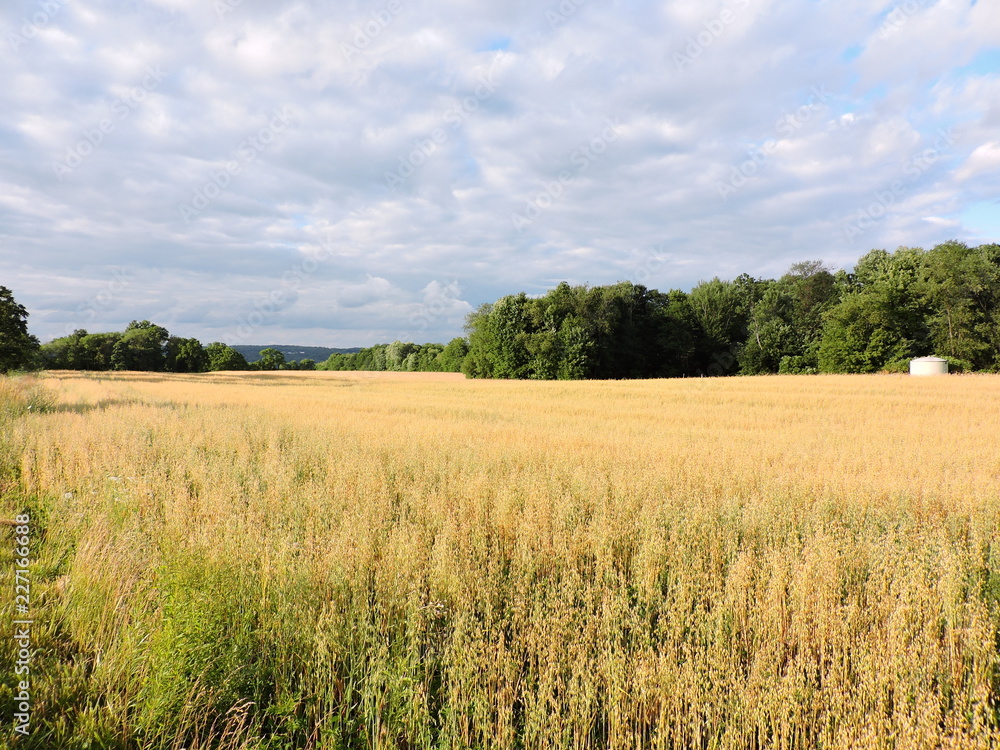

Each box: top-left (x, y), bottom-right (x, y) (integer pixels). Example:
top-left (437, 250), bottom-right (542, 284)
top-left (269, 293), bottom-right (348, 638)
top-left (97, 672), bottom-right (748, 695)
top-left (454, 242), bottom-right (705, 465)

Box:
top-left (2, 0), bottom-right (998, 345)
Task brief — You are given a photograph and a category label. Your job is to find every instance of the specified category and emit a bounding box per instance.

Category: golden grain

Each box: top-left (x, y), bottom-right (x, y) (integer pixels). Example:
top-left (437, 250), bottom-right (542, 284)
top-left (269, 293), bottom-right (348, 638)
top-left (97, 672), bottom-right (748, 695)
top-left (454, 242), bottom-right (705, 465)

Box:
top-left (3, 370), bottom-right (999, 748)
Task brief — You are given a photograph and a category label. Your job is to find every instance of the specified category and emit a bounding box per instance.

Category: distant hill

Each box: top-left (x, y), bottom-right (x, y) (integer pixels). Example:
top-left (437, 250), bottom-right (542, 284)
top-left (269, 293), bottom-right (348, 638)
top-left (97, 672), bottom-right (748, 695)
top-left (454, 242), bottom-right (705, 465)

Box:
top-left (231, 345), bottom-right (362, 363)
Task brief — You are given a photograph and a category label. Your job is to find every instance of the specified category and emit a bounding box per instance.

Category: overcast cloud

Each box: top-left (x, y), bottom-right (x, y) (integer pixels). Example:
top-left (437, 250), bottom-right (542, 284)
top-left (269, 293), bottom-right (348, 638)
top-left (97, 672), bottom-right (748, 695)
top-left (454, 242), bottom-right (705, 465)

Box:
top-left (1, 0), bottom-right (998, 346)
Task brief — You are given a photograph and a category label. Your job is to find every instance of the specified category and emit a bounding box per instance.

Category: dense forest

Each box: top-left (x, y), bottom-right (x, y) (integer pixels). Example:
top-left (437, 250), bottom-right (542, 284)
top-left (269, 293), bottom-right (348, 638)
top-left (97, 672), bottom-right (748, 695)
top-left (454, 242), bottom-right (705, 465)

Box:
top-left (319, 339), bottom-right (469, 373)
top-left (2, 241), bottom-right (998, 377)
top-left (461, 242), bottom-right (1000, 378)
top-left (35, 324), bottom-right (259, 372)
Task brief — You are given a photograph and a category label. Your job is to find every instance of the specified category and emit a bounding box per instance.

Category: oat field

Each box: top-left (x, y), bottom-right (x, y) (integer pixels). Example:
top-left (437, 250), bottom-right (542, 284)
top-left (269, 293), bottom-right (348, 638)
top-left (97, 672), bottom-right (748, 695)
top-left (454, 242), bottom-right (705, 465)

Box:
top-left (2, 371), bottom-right (1000, 749)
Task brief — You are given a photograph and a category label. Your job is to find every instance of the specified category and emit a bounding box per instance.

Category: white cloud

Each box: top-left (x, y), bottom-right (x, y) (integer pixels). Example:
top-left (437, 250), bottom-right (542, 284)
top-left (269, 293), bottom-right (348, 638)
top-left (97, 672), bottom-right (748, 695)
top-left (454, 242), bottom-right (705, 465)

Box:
top-left (922, 216), bottom-right (960, 229)
top-left (0, 0), bottom-right (997, 346)
top-left (954, 142), bottom-right (1000, 182)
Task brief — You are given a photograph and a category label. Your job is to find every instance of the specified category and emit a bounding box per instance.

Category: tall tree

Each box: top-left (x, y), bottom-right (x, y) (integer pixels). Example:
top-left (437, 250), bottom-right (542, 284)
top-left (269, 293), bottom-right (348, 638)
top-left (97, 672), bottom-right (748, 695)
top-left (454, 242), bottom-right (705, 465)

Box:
top-left (818, 248), bottom-right (930, 372)
top-left (556, 316), bottom-right (592, 380)
top-left (385, 341), bottom-right (418, 371)
top-left (687, 277), bottom-right (750, 374)
top-left (77, 332), bottom-right (122, 370)
top-left (739, 262), bottom-right (840, 374)
top-left (488, 293), bottom-right (533, 379)
top-left (740, 283), bottom-right (796, 374)
top-left (0, 286), bottom-right (40, 372)
top-left (166, 337), bottom-right (209, 373)
top-left (653, 290), bottom-right (705, 377)
top-left (112, 320), bottom-right (170, 371)
top-left (205, 342), bottom-right (250, 371)
top-left (39, 330), bottom-right (85, 369)
top-left (438, 338), bottom-right (470, 372)
top-left (255, 347), bottom-right (286, 371)
top-left (917, 241), bottom-right (1000, 368)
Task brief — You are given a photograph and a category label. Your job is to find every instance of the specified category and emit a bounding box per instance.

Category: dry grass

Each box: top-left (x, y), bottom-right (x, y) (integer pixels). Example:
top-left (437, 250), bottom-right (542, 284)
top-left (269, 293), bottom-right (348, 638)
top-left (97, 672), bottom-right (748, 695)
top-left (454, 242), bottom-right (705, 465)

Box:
top-left (2, 370), bottom-right (1000, 749)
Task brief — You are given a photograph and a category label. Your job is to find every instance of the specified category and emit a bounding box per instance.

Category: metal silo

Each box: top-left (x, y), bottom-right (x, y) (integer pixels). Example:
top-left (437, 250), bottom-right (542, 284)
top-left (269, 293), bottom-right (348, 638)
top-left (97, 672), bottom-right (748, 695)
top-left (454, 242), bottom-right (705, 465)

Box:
top-left (909, 356), bottom-right (949, 376)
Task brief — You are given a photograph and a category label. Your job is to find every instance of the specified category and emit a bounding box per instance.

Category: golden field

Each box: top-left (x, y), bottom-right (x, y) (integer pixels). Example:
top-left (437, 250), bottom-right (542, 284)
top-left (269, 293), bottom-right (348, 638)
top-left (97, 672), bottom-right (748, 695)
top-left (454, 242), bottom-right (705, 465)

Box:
top-left (2, 370), bottom-right (1000, 749)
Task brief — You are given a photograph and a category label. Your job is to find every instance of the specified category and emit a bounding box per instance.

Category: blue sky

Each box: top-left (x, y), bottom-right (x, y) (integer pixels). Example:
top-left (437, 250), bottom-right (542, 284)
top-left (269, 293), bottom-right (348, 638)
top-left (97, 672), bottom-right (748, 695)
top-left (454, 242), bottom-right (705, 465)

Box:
top-left (1, 0), bottom-right (998, 346)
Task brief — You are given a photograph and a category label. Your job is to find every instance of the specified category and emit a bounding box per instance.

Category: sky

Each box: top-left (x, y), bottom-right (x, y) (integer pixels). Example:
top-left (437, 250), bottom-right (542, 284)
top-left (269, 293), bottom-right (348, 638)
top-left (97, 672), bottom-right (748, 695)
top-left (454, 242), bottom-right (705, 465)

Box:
top-left (1, 0), bottom-right (998, 347)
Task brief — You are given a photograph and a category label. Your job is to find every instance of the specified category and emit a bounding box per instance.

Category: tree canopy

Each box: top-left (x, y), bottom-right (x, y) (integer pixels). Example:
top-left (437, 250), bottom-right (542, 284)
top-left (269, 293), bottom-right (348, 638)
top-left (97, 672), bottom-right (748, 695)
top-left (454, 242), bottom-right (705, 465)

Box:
top-left (461, 242), bottom-right (1000, 379)
top-left (317, 339), bottom-right (467, 374)
top-left (0, 286), bottom-right (40, 373)
top-left (41, 324), bottom-right (263, 373)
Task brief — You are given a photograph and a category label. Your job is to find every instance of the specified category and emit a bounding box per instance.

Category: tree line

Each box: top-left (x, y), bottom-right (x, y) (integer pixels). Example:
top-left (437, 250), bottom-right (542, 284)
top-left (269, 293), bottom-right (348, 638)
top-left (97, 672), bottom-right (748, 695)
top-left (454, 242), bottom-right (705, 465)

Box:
top-left (461, 241), bottom-right (1000, 378)
top-left (35, 323), bottom-right (260, 372)
top-left (31, 324), bottom-right (472, 375)
top-left (0, 313), bottom-right (469, 375)
top-left (2, 240), bottom-right (998, 377)
top-left (319, 339), bottom-right (469, 373)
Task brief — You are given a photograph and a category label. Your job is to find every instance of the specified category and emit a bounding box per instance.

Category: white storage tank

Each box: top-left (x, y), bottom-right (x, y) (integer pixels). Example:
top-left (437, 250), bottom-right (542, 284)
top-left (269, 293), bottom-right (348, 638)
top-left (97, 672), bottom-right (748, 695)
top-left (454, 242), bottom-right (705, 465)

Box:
top-left (909, 356), bottom-right (949, 376)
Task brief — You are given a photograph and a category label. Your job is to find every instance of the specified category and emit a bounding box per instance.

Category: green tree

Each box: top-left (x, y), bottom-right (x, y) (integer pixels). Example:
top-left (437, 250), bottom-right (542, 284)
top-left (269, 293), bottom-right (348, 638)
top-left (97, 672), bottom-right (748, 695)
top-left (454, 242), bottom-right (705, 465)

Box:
top-left (463, 304), bottom-right (497, 378)
top-left (78, 332), bottom-right (122, 370)
top-left (488, 294), bottom-right (533, 378)
top-left (654, 290), bottom-right (706, 377)
top-left (0, 286), bottom-right (40, 372)
top-left (369, 345), bottom-right (387, 371)
top-left (40, 330), bottom-right (122, 371)
top-left (385, 341), bottom-right (418, 371)
top-left (319, 353), bottom-right (350, 371)
top-left (40, 330), bottom-right (85, 370)
top-left (917, 241), bottom-right (1000, 369)
top-left (687, 278), bottom-right (750, 374)
top-left (688, 278), bottom-right (746, 350)
top-left (818, 248), bottom-right (931, 373)
top-left (111, 321), bottom-right (169, 371)
top-left (255, 348), bottom-right (286, 371)
top-left (166, 337), bottom-right (209, 373)
top-left (556, 317), bottom-right (592, 380)
top-left (464, 282), bottom-right (716, 380)
top-left (581, 282), bottom-right (651, 379)
top-left (738, 262), bottom-right (839, 374)
top-left (784, 262), bottom-right (838, 329)
top-left (411, 344), bottom-right (443, 372)
top-left (818, 290), bottom-right (925, 373)
top-left (438, 338), bottom-right (470, 372)
top-left (205, 343), bottom-right (250, 371)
